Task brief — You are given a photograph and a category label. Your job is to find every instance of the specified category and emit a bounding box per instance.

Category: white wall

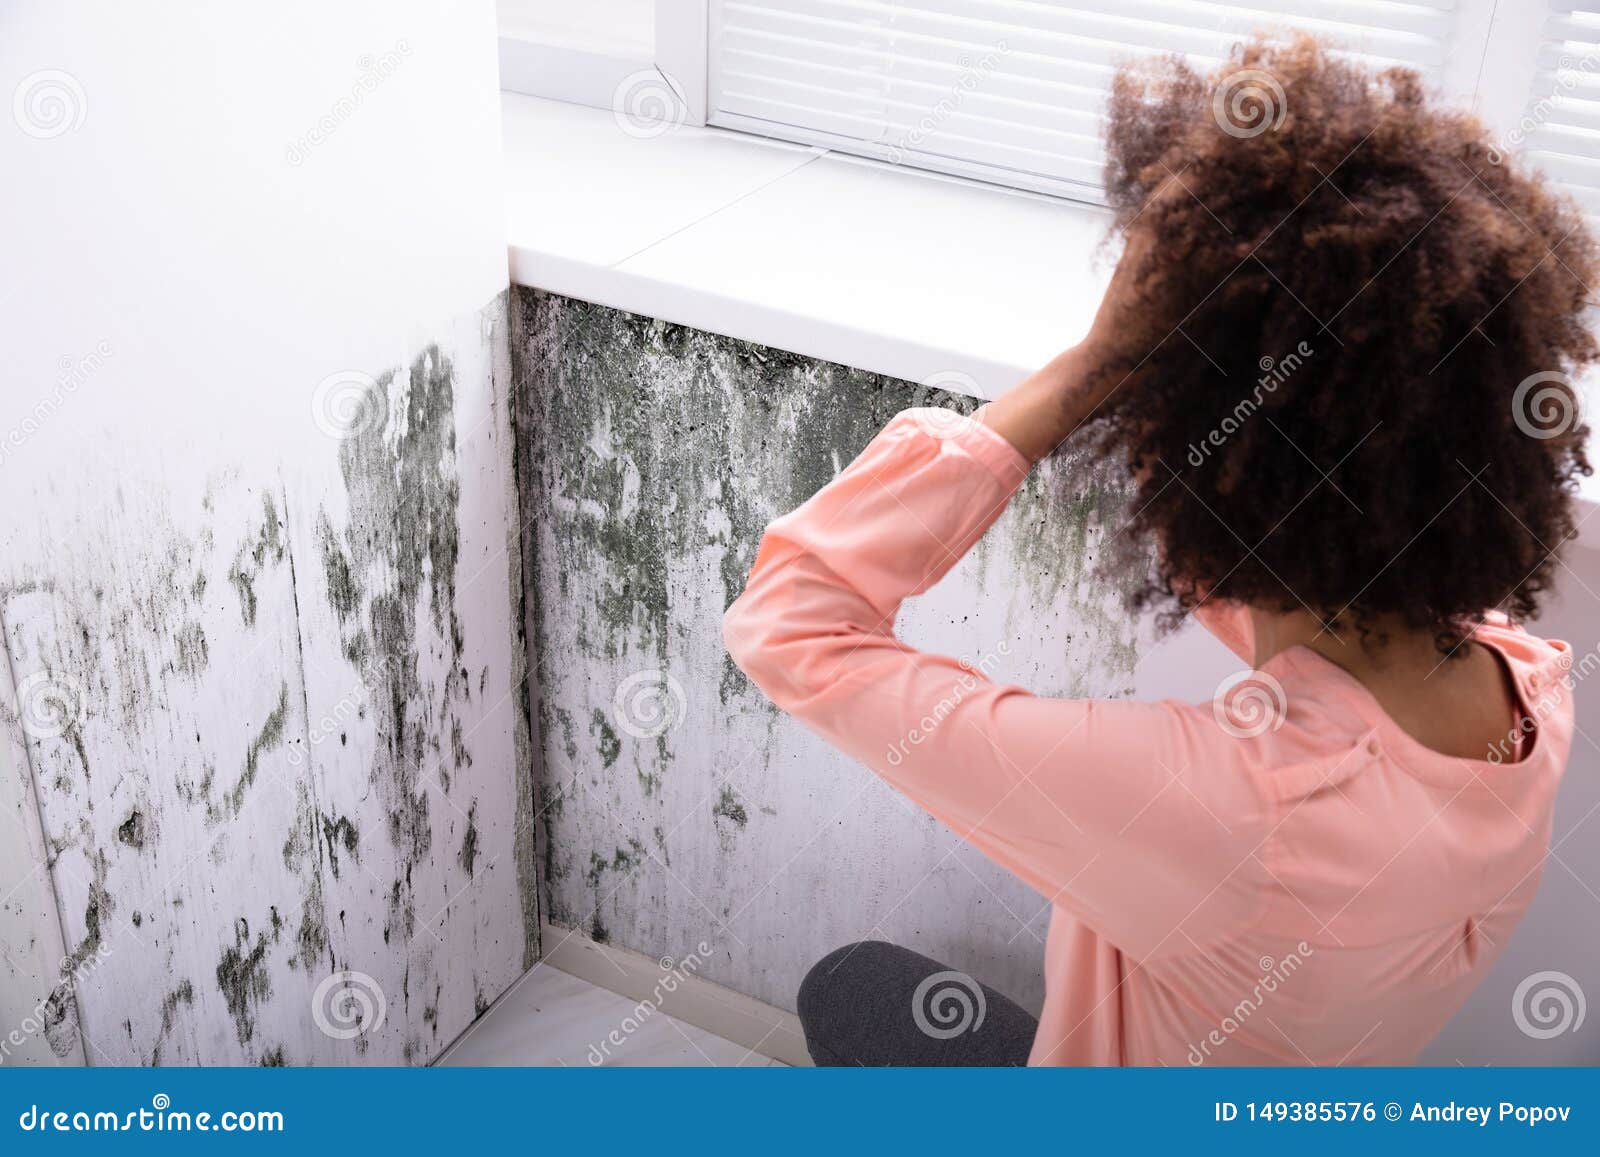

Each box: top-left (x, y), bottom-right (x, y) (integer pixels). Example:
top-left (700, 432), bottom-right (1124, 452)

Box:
top-left (0, 1), bottom-right (534, 1065)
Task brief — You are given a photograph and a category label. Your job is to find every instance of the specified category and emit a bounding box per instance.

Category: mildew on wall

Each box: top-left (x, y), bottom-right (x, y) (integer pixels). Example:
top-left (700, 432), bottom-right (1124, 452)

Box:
top-left (514, 288), bottom-right (1142, 1012)
top-left (0, 292), bottom-right (535, 1065)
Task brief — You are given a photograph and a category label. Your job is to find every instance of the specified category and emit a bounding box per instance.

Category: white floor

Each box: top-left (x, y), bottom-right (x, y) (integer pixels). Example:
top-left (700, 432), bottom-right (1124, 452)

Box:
top-left (437, 965), bottom-right (787, 1067)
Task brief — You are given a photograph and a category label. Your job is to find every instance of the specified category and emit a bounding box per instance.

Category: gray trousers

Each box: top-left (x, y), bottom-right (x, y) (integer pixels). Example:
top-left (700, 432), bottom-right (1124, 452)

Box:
top-left (796, 941), bottom-right (1039, 1066)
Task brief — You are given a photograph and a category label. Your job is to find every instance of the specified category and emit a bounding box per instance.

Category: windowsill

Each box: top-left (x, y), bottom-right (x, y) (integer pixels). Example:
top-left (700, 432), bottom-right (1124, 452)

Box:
top-left (501, 92), bottom-right (1600, 515)
top-left (502, 92), bottom-right (1114, 399)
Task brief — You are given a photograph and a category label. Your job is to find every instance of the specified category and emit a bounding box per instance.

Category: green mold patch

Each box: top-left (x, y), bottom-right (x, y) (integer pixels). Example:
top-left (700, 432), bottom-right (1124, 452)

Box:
top-left (315, 511), bottom-right (362, 626)
top-left (62, 851), bottom-right (111, 974)
top-left (329, 345), bottom-right (471, 949)
top-left (711, 784), bottom-right (748, 852)
top-left (227, 491), bottom-right (287, 628)
top-left (712, 785), bottom-right (748, 827)
top-left (280, 782), bottom-right (331, 974)
top-left (589, 709), bottom-right (620, 768)
top-left (172, 621), bottom-right (209, 678)
top-left (148, 979), bottom-right (195, 1066)
top-left (214, 682), bottom-right (289, 821)
top-left (215, 928), bottom-right (272, 1046)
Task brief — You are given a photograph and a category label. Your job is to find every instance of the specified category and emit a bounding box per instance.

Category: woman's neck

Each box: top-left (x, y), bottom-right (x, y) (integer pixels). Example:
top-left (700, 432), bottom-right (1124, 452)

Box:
top-left (1247, 609), bottom-right (1440, 678)
top-left (1246, 608), bottom-right (1522, 762)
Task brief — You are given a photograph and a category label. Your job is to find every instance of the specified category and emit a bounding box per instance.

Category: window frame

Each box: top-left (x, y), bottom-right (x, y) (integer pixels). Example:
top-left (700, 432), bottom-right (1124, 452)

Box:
top-left (498, 0), bottom-right (709, 125)
top-left (500, 1), bottom-right (1588, 212)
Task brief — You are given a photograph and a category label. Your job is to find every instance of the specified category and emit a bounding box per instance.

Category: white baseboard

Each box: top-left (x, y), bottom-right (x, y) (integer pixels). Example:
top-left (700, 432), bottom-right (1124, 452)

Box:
top-left (538, 922), bottom-right (813, 1067)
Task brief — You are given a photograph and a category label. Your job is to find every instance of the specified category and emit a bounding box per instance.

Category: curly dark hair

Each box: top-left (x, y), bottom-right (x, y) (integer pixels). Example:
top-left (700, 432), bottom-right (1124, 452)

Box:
top-left (1085, 34), bottom-right (1597, 649)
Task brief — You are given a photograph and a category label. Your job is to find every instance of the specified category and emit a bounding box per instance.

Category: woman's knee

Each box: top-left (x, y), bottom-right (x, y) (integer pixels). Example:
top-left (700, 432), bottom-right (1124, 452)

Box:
top-left (797, 940), bottom-right (905, 1023)
top-left (797, 940), bottom-right (960, 1066)
top-left (796, 940), bottom-right (1038, 1066)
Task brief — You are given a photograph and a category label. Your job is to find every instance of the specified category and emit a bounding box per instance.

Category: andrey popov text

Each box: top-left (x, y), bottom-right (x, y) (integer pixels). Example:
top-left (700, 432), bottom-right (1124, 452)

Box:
top-left (1214, 1101), bottom-right (1573, 1126)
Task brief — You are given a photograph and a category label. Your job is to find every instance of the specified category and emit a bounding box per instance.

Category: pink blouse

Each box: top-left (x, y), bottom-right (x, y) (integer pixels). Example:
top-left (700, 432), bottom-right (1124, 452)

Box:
top-left (723, 408), bottom-right (1574, 1065)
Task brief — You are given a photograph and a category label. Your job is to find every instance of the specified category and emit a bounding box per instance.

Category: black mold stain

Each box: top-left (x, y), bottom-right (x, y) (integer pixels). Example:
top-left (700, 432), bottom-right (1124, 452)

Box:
top-left (173, 621), bottom-right (208, 678)
top-left (712, 785), bottom-right (748, 827)
top-left (576, 838), bottom-right (645, 945)
top-left (315, 511), bottom-right (362, 625)
top-left (116, 809), bottom-right (147, 849)
top-left (589, 709), bottom-right (620, 769)
top-left (319, 812), bottom-right (360, 879)
top-left (227, 491), bottom-right (287, 627)
top-left (215, 927), bottom-right (272, 1046)
top-left (450, 718), bottom-right (473, 774)
top-left (458, 803), bottom-right (480, 877)
top-left (42, 985), bottom-right (79, 1058)
top-left (330, 344), bottom-right (471, 950)
top-left (149, 979), bottom-right (194, 1066)
top-left (259, 1045), bottom-right (288, 1067)
top-left (216, 682), bottom-right (289, 820)
top-left (712, 785), bottom-right (748, 852)
top-left (294, 893), bottom-right (328, 973)
top-left (62, 850), bottom-right (111, 974)
top-left (281, 783), bottom-right (331, 973)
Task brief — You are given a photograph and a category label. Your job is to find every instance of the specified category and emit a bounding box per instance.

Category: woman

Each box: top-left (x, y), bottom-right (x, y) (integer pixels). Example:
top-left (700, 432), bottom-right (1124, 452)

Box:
top-left (723, 36), bottom-right (1595, 1066)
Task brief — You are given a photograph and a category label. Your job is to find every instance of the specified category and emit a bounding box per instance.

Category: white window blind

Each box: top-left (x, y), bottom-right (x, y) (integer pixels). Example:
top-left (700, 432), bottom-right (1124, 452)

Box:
top-left (707, 0), bottom-right (1472, 200)
top-left (1518, 3), bottom-right (1600, 220)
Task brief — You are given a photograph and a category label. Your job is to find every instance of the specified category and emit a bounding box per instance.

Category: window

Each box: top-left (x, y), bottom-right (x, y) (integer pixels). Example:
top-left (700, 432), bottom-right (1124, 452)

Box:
top-left (704, 1), bottom-right (1490, 200)
top-left (499, 1), bottom-right (1600, 216)
top-left (1512, 3), bottom-right (1600, 221)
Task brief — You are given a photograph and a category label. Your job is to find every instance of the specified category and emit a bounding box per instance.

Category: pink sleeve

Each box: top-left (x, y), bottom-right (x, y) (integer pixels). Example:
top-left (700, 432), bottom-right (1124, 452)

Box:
top-left (723, 409), bottom-right (1268, 959)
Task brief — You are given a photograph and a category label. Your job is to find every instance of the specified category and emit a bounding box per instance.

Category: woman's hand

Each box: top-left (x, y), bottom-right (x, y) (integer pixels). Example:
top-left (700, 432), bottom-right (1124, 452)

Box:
top-left (980, 227), bottom-right (1153, 463)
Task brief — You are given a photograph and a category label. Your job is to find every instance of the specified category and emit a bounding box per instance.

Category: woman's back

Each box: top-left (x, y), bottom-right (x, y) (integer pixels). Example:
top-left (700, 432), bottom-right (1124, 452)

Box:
top-left (725, 33), bottom-right (1592, 1066)
top-left (1124, 613), bottom-right (1571, 1066)
top-left (725, 413), bottom-right (1574, 1064)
